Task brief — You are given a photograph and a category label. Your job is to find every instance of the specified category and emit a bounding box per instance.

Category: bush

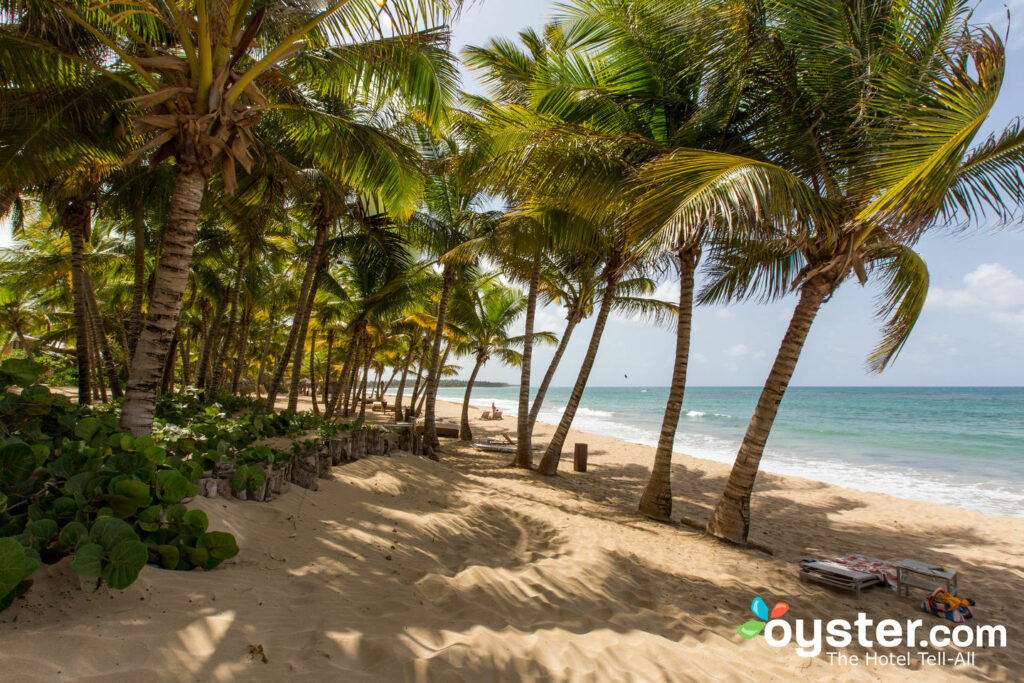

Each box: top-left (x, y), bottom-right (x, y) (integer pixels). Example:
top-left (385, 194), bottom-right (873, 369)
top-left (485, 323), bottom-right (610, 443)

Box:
top-left (0, 359), bottom-right (239, 611)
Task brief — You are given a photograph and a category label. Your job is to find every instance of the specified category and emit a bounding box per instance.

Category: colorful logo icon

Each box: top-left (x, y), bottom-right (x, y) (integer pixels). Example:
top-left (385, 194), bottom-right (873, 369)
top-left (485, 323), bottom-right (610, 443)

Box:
top-left (737, 596), bottom-right (790, 639)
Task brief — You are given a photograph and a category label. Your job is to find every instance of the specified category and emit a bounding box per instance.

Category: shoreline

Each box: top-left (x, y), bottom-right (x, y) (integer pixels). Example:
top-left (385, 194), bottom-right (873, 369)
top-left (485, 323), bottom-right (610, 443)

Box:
top-left (7, 388), bottom-right (1018, 679)
top-left (431, 397), bottom-right (1024, 523)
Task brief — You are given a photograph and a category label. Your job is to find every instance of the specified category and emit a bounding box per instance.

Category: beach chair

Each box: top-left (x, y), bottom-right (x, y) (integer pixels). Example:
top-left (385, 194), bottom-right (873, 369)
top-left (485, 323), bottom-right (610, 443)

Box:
top-left (799, 559), bottom-right (882, 599)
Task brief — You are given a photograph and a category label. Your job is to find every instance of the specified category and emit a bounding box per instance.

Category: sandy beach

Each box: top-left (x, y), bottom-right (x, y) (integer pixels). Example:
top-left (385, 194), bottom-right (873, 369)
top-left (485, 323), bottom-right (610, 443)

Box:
top-left (1, 396), bottom-right (1021, 681)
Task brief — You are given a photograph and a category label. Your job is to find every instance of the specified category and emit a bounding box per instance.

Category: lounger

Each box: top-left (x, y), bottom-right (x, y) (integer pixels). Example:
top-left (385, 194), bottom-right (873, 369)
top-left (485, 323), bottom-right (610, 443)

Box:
top-left (799, 560), bottom-right (882, 599)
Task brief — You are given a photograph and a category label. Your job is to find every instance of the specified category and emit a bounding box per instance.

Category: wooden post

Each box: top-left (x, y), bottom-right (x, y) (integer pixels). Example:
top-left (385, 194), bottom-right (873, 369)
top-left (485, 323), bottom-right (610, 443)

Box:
top-left (573, 443), bottom-right (588, 472)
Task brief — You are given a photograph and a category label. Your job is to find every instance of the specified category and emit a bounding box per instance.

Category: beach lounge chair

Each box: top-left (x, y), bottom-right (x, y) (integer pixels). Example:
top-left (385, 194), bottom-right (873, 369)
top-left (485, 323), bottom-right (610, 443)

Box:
top-left (799, 559), bottom-right (882, 599)
top-left (414, 420), bottom-right (460, 438)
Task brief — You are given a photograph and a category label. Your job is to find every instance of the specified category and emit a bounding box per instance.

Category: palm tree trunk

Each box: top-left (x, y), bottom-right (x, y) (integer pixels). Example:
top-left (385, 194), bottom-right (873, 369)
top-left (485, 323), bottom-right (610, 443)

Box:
top-left (344, 338), bottom-right (364, 417)
top-left (459, 354), bottom-right (484, 441)
top-left (537, 267), bottom-right (621, 475)
top-left (161, 328), bottom-right (179, 394)
top-left (393, 340), bottom-right (415, 422)
top-left (264, 214), bottom-right (330, 411)
top-left (15, 330), bottom-right (34, 360)
top-left (126, 205), bottom-right (146, 361)
top-left (357, 347), bottom-right (371, 422)
top-left (705, 278), bottom-right (830, 545)
top-left (323, 329), bottom-right (333, 407)
top-left (255, 304), bottom-right (277, 399)
top-left (63, 200), bottom-right (92, 405)
top-left (122, 168), bottom-right (207, 435)
top-left (326, 336), bottom-right (356, 419)
top-left (639, 246), bottom-right (698, 521)
top-left (89, 315), bottom-right (107, 402)
top-left (420, 343), bottom-right (450, 420)
top-left (288, 273), bottom-right (321, 413)
top-left (179, 336), bottom-right (190, 387)
top-left (529, 314), bottom-right (578, 432)
top-left (82, 270), bottom-right (123, 398)
top-left (514, 251), bottom-right (542, 468)
top-left (408, 341), bottom-right (430, 417)
top-left (309, 328), bottom-right (320, 415)
top-left (230, 306), bottom-right (252, 394)
top-left (181, 335), bottom-right (191, 387)
top-left (422, 267), bottom-right (454, 450)
top-left (211, 256), bottom-right (244, 394)
top-left (195, 295), bottom-right (228, 392)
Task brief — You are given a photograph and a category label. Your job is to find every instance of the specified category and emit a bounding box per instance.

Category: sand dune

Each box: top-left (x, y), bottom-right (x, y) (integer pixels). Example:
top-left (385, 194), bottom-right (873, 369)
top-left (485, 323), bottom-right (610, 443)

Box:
top-left (1, 398), bottom-right (1021, 681)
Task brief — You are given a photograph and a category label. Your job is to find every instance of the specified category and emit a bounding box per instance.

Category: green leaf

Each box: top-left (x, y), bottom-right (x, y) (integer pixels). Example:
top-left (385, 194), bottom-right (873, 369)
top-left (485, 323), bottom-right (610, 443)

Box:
top-left (141, 446), bottom-right (167, 465)
top-left (0, 537), bottom-right (27, 599)
top-left (70, 543), bottom-right (103, 578)
top-left (183, 545), bottom-right (210, 567)
top-left (182, 510), bottom-right (209, 535)
top-left (52, 496), bottom-right (78, 520)
top-left (166, 504), bottom-right (187, 524)
top-left (59, 521), bottom-right (88, 550)
top-left (106, 495), bottom-right (142, 519)
top-left (30, 444), bottom-right (50, 466)
top-left (0, 441), bottom-right (36, 487)
top-left (737, 620), bottom-right (766, 639)
top-left (102, 541), bottom-right (147, 589)
top-left (112, 478), bottom-right (151, 503)
top-left (24, 519), bottom-right (58, 550)
top-left (0, 358), bottom-right (42, 387)
top-left (150, 544), bottom-right (179, 570)
top-left (154, 470), bottom-right (189, 503)
top-left (74, 417), bottom-right (101, 441)
top-left (109, 452), bottom-right (155, 480)
top-left (230, 465), bottom-right (249, 493)
top-left (89, 517), bottom-right (138, 551)
top-left (119, 434), bottom-right (135, 452)
top-left (137, 505), bottom-right (162, 524)
top-left (198, 531), bottom-right (239, 562)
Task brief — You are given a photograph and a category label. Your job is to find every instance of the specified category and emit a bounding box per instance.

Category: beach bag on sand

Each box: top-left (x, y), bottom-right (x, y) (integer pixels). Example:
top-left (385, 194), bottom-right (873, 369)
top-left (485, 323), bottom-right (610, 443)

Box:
top-left (922, 588), bottom-right (974, 623)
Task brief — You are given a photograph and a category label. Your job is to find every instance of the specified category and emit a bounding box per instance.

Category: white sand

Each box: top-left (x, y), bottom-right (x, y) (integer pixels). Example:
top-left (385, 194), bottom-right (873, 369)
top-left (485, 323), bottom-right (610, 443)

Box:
top-left (1, 396), bottom-right (1021, 681)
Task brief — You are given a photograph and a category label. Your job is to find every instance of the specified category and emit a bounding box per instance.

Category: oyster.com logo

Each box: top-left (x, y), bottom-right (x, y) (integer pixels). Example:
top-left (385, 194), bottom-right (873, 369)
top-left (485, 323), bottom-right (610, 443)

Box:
top-left (735, 593), bottom-right (1007, 663)
top-left (737, 596), bottom-right (790, 639)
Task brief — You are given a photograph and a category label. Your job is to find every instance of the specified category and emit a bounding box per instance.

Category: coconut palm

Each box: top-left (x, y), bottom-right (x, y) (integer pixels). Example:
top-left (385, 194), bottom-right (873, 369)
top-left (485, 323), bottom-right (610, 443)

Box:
top-left (447, 278), bottom-right (556, 441)
top-left (628, 0), bottom-right (1024, 544)
top-left (405, 131), bottom-right (500, 451)
top-left (2, 0), bottom-right (461, 433)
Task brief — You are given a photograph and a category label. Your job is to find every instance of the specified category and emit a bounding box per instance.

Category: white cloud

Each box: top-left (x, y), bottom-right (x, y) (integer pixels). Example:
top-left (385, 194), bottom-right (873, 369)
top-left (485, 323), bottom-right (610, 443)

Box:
top-left (928, 263), bottom-right (1024, 335)
top-left (727, 343), bottom-right (749, 357)
top-left (650, 280), bottom-right (678, 301)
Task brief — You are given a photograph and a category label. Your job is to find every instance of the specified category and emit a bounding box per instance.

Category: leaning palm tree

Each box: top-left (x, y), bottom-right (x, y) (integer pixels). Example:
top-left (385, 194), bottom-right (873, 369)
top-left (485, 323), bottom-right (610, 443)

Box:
top-left (3, 0), bottom-right (461, 433)
top-left (405, 132), bottom-right (500, 451)
top-left (447, 278), bottom-right (557, 441)
top-left (630, 1), bottom-right (1024, 544)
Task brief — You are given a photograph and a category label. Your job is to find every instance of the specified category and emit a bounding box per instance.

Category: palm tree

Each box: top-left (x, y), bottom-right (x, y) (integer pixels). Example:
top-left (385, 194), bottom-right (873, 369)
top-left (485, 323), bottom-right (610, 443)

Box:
top-left (405, 132), bottom-right (500, 451)
top-left (2, 0), bottom-right (461, 433)
top-left (529, 254), bottom-right (672, 432)
top-left (447, 278), bottom-right (556, 441)
top-left (629, 1), bottom-right (1024, 544)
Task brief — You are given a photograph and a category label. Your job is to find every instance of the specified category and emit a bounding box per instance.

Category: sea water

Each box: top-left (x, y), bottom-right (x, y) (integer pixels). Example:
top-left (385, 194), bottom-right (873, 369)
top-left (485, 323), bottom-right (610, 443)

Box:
top-left (436, 386), bottom-right (1024, 517)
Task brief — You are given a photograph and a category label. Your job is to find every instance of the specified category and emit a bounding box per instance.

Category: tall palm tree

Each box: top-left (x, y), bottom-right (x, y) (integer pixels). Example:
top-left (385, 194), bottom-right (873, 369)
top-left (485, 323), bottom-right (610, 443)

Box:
top-left (405, 132), bottom-right (499, 451)
top-left (447, 278), bottom-right (556, 440)
top-left (630, 0), bottom-right (1024, 544)
top-left (2, 0), bottom-right (461, 433)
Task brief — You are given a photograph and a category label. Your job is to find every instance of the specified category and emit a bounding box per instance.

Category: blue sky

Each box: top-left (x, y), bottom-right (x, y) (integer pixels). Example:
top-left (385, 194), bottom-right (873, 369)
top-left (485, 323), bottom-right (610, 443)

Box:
top-left (449, 0), bottom-right (1024, 387)
top-left (1, 1), bottom-right (1020, 388)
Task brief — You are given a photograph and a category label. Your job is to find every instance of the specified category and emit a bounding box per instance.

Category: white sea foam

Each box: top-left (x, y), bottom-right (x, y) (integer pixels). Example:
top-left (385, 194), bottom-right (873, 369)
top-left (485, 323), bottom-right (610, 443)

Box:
top-left (437, 391), bottom-right (1024, 517)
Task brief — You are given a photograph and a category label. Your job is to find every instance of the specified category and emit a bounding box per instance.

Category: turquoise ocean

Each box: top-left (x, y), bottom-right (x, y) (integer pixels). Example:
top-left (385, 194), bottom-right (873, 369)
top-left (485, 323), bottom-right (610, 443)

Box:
top-left (435, 386), bottom-right (1024, 518)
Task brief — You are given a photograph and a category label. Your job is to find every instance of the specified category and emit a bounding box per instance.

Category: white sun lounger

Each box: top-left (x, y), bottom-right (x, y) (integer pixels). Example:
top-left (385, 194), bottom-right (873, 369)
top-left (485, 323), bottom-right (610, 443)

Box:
top-left (799, 560), bottom-right (882, 599)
